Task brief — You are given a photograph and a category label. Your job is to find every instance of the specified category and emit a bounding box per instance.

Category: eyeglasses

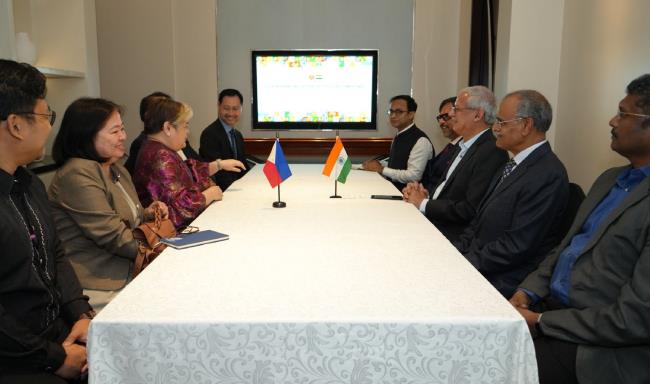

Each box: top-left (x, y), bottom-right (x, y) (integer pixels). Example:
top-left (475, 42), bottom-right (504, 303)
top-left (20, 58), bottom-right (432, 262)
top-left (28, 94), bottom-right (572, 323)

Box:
top-left (387, 109), bottom-right (409, 116)
top-left (494, 117), bottom-right (526, 127)
top-left (436, 113), bottom-right (451, 122)
top-left (615, 111), bottom-right (650, 120)
top-left (451, 105), bottom-right (477, 113)
top-left (15, 110), bottom-right (56, 125)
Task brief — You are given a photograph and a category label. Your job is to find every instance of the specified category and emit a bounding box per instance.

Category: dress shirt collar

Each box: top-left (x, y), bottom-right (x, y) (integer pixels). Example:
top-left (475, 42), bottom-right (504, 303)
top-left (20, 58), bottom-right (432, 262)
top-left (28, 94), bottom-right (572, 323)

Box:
top-left (0, 166), bottom-right (32, 195)
top-left (395, 122), bottom-right (415, 137)
top-left (616, 163), bottom-right (650, 191)
top-left (458, 128), bottom-right (489, 156)
top-left (511, 140), bottom-right (548, 166)
top-left (219, 118), bottom-right (234, 134)
top-left (450, 136), bottom-right (462, 146)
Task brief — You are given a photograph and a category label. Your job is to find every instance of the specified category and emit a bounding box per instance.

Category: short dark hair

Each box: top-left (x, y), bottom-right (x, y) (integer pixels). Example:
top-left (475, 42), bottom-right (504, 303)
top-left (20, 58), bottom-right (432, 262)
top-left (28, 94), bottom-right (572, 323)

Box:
top-left (52, 98), bottom-right (122, 165)
top-left (627, 74), bottom-right (650, 119)
top-left (0, 59), bottom-right (47, 122)
top-left (390, 95), bottom-right (417, 112)
top-left (438, 96), bottom-right (457, 112)
top-left (218, 89), bottom-right (243, 104)
top-left (139, 91), bottom-right (171, 122)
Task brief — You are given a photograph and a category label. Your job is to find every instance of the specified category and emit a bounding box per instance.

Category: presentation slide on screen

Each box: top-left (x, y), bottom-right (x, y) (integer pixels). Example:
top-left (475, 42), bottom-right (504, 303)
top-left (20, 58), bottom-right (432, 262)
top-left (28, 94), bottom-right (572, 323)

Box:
top-left (255, 55), bottom-right (374, 123)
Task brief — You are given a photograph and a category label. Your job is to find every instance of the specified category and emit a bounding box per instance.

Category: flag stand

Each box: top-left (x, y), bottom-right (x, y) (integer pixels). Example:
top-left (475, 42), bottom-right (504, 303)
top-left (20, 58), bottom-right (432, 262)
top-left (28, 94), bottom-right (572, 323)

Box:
top-left (272, 130), bottom-right (287, 208)
top-left (330, 180), bottom-right (341, 198)
top-left (273, 183), bottom-right (286, 208)
top-left (330, 130), bottom-right (342, 198)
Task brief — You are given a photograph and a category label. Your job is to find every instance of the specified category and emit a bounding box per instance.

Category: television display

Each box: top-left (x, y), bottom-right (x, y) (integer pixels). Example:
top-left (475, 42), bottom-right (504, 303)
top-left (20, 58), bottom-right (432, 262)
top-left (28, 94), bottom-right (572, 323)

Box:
top-left (251, 50), bottom-right (378, 130)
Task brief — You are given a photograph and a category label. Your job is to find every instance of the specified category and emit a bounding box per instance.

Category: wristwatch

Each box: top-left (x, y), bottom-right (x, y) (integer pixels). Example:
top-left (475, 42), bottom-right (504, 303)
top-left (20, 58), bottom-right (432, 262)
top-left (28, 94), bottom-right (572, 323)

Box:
top-left (79, 309), bottom-right (97, 320)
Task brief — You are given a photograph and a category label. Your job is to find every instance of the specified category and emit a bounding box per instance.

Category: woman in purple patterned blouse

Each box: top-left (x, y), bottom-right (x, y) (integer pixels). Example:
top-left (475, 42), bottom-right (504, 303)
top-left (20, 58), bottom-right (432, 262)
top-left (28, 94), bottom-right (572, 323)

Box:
top-left (133, 98), bottom-right (245, 229)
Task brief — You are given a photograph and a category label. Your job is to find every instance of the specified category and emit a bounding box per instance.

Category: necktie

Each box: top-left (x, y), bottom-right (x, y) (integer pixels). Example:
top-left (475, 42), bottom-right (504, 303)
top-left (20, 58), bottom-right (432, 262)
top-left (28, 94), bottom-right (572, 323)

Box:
top-left (229, 130), bottom-right (238, 158)
top-left (501, 159), bottom-right (517, 180)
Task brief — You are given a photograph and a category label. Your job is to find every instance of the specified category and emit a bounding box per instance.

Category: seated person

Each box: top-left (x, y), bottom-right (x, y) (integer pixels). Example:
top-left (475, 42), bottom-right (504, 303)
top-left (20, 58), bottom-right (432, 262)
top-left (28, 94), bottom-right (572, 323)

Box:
top-left (133, 98), bottom-right (244, 229)
top-left (454, 90), bottom-right (569, 298)
top-left (362, 95), bottom-right (433, 191)
top-left (48, 97), bottom-right (169, 311)
top-left (403, 86), bottom-right (508, 243)
top-left (199, 88), bottom-right (251, 190)
top-left (0, 59), bottom-right (93, 383)
top-left (420, 96), bottom-right (461, 189)
top-left (124, 91), bottom-right (201, 175)
top-left (511, 74), bottom-right (650, 384)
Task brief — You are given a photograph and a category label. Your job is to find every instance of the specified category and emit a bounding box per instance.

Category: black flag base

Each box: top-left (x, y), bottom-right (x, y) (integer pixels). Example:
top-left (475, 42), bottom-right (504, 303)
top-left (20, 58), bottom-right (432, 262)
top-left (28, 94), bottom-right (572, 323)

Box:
top-left (273, 201), bottom-right (287, 208)
top-left (329, 194), bottom-right (342, 198)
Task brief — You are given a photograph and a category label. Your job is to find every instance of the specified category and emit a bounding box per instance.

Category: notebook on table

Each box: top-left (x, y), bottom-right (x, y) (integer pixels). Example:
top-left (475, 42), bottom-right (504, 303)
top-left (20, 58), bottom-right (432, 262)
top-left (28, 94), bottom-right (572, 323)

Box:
top-left (161, 230), bottom-right (229, 249)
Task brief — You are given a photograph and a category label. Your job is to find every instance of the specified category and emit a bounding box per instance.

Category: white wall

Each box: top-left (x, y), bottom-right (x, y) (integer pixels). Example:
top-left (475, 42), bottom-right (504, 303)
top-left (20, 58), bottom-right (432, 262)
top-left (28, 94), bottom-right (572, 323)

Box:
top-left (95, 0), bottom-right (466, 152)
top-left (494, 0), bottom-right (565, 147)
top-left (95, 0), bottom-right (217, 149)
top-left (1, 0), bottom-right (100, 186)
top-left (412, 0), bottom-right (471, 151)
top-left (554, 0), bottom-right (650, 190)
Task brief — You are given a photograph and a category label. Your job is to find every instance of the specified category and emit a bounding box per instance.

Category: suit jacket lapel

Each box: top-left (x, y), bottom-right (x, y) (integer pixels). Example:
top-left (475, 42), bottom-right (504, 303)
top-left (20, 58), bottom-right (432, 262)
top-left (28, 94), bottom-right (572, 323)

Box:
top-left (579, 175), bottom-right (650, 256)
top-left (477, 143), bottom-right (551, 213)
top-left (439, 131), bottom-right (489, 194)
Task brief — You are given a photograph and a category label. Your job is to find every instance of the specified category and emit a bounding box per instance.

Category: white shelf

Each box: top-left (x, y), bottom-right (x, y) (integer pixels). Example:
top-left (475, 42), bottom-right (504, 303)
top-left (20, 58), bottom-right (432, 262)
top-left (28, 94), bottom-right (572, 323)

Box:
top-left (36, 66), bottom-right (85, 79)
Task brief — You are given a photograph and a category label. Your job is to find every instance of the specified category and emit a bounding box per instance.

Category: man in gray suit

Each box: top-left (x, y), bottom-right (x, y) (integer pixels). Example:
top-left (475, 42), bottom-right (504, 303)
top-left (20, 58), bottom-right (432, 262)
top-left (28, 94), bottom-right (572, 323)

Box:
top-left (510, 74), bottom-right (650, 384)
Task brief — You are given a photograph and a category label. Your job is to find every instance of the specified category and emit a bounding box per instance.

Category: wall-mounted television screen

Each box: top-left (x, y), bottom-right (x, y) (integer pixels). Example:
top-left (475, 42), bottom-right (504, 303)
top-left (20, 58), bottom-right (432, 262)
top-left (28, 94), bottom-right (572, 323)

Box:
top-left (251, 50), bottom-right (378, 130)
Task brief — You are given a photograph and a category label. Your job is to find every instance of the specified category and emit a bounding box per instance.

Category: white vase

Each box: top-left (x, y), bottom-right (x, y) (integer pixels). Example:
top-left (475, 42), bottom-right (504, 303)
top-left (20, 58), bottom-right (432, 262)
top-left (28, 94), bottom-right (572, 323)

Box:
top-left (15, 32), bottom-right (37, 65)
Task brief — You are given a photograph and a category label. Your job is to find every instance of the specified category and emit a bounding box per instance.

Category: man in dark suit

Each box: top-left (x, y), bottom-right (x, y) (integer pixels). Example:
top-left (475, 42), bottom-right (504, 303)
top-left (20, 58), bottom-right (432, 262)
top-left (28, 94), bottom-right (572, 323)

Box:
top-left (199, 88), bottom-right (249, 191)
top-left (511, 74), bottom-right (650, 384)
top-left (420, 96), bottom-right (461, 189)
top-left (454, 90), bottom-right (569, 299)
top-left (362, 95), bottom-right (433, 191)
top-left (124, 91), bottom-right (202, 175)
top-left (403, 86), bottom-right (508, 243)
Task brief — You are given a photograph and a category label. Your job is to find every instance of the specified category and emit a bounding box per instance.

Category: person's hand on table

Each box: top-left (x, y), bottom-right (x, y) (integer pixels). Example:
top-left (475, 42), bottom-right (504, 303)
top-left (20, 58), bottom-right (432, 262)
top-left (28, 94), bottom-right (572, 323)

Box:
top-left (219, 159), bottom-right (245, 172)
top-left (362, 159), bottom-right (384, 173)
top-left (404, 183), bottom-right (428, 208)
top-left (55, 343), bottom-right (87, 380)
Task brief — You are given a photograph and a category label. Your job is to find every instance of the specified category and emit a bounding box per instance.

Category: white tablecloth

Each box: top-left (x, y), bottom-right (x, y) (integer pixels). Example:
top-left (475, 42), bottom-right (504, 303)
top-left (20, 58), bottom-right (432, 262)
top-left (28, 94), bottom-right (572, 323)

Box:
top-left (89, 165), bottom-right (538, 383)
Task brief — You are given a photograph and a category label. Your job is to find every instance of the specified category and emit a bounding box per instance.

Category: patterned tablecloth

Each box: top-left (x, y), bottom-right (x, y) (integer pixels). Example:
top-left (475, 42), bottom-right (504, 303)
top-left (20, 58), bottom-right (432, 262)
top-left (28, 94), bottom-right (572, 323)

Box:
top-left (89, 164), bottom-right (538, 383)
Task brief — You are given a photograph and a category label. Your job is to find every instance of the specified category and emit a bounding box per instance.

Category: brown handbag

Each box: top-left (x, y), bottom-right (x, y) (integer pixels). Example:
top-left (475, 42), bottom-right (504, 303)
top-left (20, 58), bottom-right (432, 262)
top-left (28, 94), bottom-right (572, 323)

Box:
top-left (132, 206), bottom-right (176, 278)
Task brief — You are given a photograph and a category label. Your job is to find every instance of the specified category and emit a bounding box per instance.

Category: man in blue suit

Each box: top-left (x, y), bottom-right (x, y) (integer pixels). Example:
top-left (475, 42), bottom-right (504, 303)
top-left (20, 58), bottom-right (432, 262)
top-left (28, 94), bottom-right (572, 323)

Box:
top-left (454, 90), bottom-right (569, 298)
top-left (511, 74), bottom-right (650, 384)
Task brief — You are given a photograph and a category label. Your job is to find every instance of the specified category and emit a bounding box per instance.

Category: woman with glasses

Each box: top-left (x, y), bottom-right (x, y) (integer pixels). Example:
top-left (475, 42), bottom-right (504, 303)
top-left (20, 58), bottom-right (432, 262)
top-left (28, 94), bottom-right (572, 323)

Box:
top-left (132, 98), bottom-right (244, 229)
top-left (48, 98), bottom-right (169, 311)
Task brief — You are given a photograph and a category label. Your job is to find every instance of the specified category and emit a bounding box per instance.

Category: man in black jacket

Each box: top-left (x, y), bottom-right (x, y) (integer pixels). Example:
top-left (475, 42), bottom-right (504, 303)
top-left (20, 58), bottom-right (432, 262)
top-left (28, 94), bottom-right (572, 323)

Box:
top-left (403, 86), bottom-right (508, 243)
top-left (200, 89), bottom-right (250, 190)
top-left (362, 95), bottom-right (433, 191)
top-left (0, 59), bottom-right (94, 383)
top-left (454, 90), bottom-right (569, 298)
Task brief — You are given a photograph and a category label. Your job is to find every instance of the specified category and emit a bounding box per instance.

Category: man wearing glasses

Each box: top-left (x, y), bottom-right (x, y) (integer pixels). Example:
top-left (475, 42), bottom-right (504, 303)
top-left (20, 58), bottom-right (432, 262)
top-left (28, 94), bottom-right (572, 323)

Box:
top-left (362, 95), bottom-right (433, 191)
top-left (511, 74), bottom-right (650, 384)
top-left (403, 86), bottom-right (508, 243)
top-left (0, 59), bottom-right (94, 383)
top-left (453, 90), bottom-right (569, 299)
top-left (420, 96), bottom-right (461, 189)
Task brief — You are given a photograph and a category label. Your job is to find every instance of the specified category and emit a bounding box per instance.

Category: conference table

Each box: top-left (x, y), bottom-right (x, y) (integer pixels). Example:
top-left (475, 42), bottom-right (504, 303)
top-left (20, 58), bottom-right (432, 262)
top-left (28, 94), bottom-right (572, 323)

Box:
top-left (88, 164), bottom-right (538, 383)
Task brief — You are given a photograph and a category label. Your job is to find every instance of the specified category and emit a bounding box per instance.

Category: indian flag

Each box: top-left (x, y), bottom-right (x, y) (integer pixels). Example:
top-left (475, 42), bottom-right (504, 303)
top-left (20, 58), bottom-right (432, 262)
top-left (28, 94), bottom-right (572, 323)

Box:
top-left (322, 137), bottom-right (352, 183)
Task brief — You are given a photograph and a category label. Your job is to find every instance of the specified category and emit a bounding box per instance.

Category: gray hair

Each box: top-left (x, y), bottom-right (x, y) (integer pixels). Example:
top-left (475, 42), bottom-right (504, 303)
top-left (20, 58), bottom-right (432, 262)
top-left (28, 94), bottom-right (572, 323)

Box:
top-left (459, 85), bottom-right (497, 125)
top-left (505, 90), bottom-right (553, 132)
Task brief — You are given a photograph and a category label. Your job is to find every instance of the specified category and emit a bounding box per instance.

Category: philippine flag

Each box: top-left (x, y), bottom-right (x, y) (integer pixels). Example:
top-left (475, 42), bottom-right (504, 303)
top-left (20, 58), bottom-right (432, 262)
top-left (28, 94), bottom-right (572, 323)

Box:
top-left (263, 139), bottom-right (292, 188)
